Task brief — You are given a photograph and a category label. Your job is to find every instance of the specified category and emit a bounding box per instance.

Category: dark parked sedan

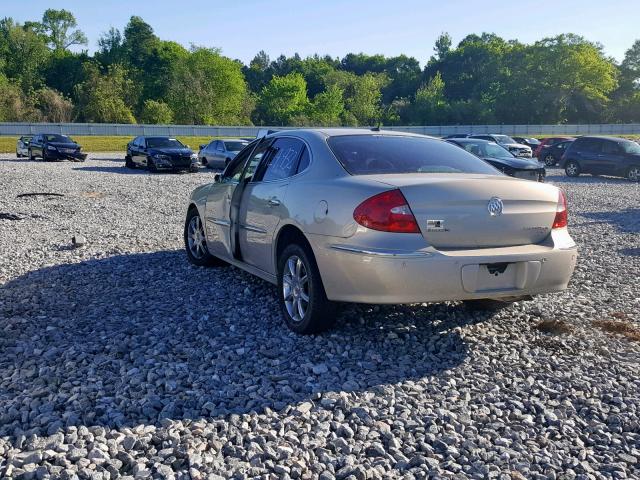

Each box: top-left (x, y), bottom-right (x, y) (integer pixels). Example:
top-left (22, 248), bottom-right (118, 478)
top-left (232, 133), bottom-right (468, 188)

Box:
top-left (28, 134), bottom-right (87, 162)
top-left (448, 138), bottom-right (545, 182)
top-left (126, 136), bottom-right (199, 173)
top-left (537, 139), bottom-right (574, 166)
top-left (560, 136), bottom-right (640, 181)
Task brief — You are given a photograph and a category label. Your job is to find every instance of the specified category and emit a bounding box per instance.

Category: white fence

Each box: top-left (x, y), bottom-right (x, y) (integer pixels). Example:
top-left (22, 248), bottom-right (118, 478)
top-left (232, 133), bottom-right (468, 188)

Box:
top-left (2, 122), bottom-right (640, 137)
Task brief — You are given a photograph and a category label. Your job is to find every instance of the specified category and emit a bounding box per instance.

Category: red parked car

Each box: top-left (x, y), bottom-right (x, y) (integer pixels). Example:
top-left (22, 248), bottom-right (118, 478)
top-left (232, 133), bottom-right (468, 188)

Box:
top-left (534, 137), bottom-right (573, 157)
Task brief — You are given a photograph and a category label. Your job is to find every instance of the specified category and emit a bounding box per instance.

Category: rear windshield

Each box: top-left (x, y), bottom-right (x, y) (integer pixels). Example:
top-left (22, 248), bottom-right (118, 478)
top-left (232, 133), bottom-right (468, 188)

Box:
top-left (224, 141), bottom-right (248, 152)
top-left (458, 141), bottom-right (514, 159)
top-left (621, 139), bottom-right (640, 154)
top-left (147, 138), bottom-right (184, 148)
top-left (494, 135), bottom-right (516, 144)
top-left (328, 135), bottom-right (499, 175)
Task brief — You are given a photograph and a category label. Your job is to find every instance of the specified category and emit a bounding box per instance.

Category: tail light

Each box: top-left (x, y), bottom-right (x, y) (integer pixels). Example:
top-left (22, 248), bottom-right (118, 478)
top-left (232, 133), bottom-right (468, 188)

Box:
top-left (552, 190), bottom-right (568, 229)
top-left (353, 189), bottom-right (420, 233)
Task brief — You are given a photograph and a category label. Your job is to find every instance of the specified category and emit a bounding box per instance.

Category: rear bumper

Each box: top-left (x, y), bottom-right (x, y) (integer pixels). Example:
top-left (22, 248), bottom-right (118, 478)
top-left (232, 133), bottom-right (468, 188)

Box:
top-left (309, 231), bottom-right (577, 304)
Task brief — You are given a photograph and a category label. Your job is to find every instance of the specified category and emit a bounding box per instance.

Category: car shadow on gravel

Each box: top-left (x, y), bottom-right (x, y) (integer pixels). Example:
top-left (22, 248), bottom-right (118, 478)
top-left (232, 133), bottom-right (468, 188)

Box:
top-left (0, 250), bottom-right (489, 440)
top-left (73, 166), bottom-right (212, 175)
top-left (576, 208), bottom-right (640, 233)
top-left (545, 173), bottom-right (635, 184)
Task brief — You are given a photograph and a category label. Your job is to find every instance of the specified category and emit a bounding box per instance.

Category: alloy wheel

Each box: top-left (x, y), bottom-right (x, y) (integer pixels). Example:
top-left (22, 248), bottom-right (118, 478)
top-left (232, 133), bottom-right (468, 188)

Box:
top-left (282, 255), bottom-right (309, 323)
top-left (566, 162), bottom-right (579, 176)
top-left (628, 167), bottom-right (640, 182)
top-left (187, 215), bottom-right (207, 259)
top-left (544, 154), bottom-right (555, 166)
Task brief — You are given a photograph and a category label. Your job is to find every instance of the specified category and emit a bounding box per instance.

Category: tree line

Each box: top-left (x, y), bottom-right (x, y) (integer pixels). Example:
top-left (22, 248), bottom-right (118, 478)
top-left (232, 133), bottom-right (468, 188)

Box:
top-left (1, 10), bottom-right (640, 127)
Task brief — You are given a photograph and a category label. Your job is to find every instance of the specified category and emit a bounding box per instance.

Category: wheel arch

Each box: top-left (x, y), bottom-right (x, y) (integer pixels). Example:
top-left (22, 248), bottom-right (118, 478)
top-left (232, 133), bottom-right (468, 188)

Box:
top-left (273, 223), bottom-right (315, 273)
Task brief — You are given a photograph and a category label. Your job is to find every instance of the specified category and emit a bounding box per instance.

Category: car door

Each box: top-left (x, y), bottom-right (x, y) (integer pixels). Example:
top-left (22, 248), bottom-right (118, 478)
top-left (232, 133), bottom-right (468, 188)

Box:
top-left (203, 142), bottom-right (258, 257)
top-left (133, 138), bottom-right (147, 166)
top-left (572, 138), bottom-right (600, 173)
top-left (215, 141), bottom-right (228, 167)
top-left (237, 137), bottom-right (307, 274)
top-left (30, 135), bottom-right (40, 157)
top-left (596, 140), bottom-right (625, 175)
top-left (128, 137), bottom-right (138, 163)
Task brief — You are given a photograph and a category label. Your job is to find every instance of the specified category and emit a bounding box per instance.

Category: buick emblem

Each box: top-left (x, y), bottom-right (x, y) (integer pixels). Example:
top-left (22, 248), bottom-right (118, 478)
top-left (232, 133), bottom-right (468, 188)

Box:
top-left (487, 197), bottom-right (504, 216)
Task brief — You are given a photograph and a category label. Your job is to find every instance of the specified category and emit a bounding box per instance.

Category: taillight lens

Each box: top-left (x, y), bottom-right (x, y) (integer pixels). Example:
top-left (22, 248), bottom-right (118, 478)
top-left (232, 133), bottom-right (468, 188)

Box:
top-left (552, 189), bottom-right (568, 229)
top-left (353, 189), bottom-right (420, 233)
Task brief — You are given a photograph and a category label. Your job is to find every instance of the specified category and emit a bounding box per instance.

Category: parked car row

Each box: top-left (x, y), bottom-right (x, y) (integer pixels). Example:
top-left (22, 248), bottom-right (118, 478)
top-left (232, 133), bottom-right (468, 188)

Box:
top-left (16, 134), bottom-right (87, 162)
top-left (443, 134), bottom-right (533, 157)
top-left (442, 133), bottom-right (640, 181)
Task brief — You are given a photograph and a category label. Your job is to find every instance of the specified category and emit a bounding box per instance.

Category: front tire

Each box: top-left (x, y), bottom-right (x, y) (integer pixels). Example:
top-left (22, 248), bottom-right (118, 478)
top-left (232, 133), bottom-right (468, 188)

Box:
top-left (278, 243), bottom-right (335, 334)
top-left (626, 166), bottom-right (640, 182)
top-left (29, 149), bottom-right (35, 161)
top-left (184, 208), bottom-right (225, 267)
top-left (16, 151), bottom-right (22, 158)
top-left (125, 155), bottom-right (135, 169)
top-left (147, 157), bottom-right (157, 173)
top-left (565, 160), bottom-right (581, 177)
top-left (543, 153), bottom-right (556, 167)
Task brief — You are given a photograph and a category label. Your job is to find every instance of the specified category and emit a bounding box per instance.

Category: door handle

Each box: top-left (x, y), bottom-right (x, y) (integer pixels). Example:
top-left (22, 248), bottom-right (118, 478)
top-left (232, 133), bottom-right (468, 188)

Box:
top-left (268, 197), bottom-right (281, 207)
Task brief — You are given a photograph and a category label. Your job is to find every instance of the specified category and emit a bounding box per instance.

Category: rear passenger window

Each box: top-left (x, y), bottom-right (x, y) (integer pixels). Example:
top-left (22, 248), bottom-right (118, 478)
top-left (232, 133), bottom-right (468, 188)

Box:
top-left (601, 141), bottom-right (621, 155)
top-left (577, 139), bottom-right (599, 152)
top-left (262, 138), bottom-right (305, 181)
top-left (296, 147), bottom-right (310, 174)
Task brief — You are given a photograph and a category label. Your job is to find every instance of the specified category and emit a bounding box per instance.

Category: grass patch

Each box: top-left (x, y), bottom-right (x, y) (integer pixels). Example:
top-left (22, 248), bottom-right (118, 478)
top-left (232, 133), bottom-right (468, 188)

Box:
top-left (0, 136), bottom-right (218, 154)
top-left (536, 318), bottom-right (574, 335)
top-left (593, 314), bottom-right (640, 342)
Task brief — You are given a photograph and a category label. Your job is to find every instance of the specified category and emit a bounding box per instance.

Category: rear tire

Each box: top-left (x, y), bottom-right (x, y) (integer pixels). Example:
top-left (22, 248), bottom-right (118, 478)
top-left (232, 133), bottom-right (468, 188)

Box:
top-left (626, 166), bottom-right (640, 182)
top-left (543, 153), bottom-right (556, 167)
top-left (277, 243), bottom-right (336, 334)
top-left (125, 155), bottom-right (135, 169)
top-left (565, 160), bottom-right (581, 177)
top-left (184, 208), bottom-right (226, 267)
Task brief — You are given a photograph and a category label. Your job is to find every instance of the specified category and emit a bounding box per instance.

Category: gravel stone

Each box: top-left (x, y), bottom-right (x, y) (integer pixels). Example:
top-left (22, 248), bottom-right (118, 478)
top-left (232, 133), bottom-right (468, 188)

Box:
top-left (0, 157), bottom-right (638, 478)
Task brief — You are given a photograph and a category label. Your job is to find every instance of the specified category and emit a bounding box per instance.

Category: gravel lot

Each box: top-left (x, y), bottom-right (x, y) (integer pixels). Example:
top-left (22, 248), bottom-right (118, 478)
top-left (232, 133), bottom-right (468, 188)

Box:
top-left (0, 153), bottom-right (639, 479)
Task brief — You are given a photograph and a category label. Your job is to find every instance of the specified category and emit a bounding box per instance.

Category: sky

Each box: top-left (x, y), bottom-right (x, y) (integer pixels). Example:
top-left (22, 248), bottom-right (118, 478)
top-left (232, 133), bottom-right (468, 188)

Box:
top-left (4, 0), bottom-right (637, 65)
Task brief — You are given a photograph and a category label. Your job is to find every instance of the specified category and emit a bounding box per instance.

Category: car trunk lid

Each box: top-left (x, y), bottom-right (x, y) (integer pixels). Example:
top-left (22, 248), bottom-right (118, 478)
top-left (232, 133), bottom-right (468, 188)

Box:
top-left (369, 173), bottom-right (559, 248)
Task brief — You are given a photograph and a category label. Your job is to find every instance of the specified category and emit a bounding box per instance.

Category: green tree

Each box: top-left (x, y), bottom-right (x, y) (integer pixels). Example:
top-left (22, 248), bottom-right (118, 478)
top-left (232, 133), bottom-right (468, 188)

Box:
top-left (41, 9), bottom-right (87, 51)
top-left (0, 18), bottom-right (50, 92)
top-left (168, 47), bottom-right (249, 125)
top-left (434, 32), bottom-right (452, 60)
top-left (306, 85), bottom-right (344, 126)
top-left (408, 72), bottom-right (449, 124)
top-left (75, 64), bottom-right (136, 123)
top-left (0, 74), bottom-right (35, 121)
top-left (256, 73), bottom-right (309, 125)
top-left (32, 87), bottom-right (74, 121)
top-left (139, 99), bottom-right (174, 124)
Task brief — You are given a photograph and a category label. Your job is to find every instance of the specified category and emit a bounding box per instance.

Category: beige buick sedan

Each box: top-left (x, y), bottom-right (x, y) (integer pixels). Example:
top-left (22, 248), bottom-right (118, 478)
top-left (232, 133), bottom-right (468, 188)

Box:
top-left (184, 129), bottom-right (577, 334)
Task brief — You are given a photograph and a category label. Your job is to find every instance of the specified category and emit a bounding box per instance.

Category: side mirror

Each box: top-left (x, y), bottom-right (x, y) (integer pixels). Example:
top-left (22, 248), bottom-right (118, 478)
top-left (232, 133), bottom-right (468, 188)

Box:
top-left (213, 173), bottom-right (221, 183)
top-left (199, 144), bottom-right (206, 150)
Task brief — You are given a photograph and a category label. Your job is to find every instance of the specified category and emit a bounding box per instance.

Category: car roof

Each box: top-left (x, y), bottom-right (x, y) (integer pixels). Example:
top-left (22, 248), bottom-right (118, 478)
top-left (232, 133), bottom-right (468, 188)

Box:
top-left (448, 138), bottom-right (494, 144)
top-left (268, 128), bottom-right (438, 141)
top-left (141, 136), bottom-right (174, 139)
top-left (219, 138), bottom-right (249, 142)
top-left (577, 135), bottom-right (625, 142)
